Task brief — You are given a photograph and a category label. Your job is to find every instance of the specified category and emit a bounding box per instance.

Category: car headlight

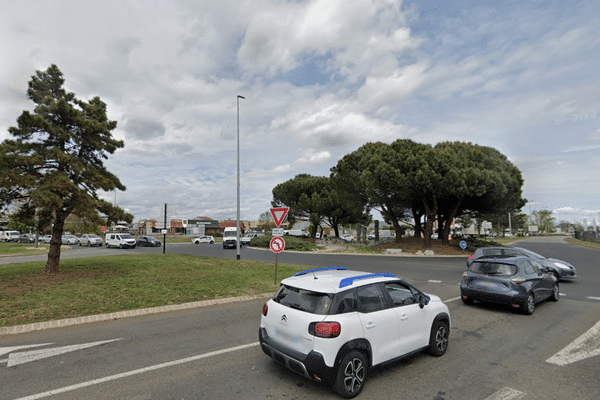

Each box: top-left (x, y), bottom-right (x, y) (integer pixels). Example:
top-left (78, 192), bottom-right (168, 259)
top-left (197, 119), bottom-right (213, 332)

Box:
top-left (553, 262), bottom-right (570, 269)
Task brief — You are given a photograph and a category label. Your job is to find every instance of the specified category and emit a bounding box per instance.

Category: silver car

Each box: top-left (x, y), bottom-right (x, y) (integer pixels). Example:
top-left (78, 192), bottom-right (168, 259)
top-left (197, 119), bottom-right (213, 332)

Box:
top-left (78, 234), bottom-right (103, 247)
top-left (61, 235), bottom-right (78, 245)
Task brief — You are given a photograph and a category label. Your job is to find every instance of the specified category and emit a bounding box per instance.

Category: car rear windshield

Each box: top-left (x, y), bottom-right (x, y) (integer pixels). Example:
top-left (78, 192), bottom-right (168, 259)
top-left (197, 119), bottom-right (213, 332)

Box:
top-left (273, 284), bottom-right (333, 315)
top-left (470, 262), bottom-right (517, 276)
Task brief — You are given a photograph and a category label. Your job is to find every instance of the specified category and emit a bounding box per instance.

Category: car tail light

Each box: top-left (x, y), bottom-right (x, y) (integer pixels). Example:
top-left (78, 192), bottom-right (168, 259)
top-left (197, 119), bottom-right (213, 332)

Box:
top-left (467, 254), bottom-right (474, 260)
top-left (511, 277), bottom-right (525, 283)
top-left (310, 322), bottom-right (341, 338)
top-left (262, 302), bottom-right (268, 317)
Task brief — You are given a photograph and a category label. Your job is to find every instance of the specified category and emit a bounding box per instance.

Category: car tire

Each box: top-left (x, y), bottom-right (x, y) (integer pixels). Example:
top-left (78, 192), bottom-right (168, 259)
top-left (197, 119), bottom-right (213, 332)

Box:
top-left (521, 293), bottom-right (535, 315)
top-left (550, 283), bottom-right (560, 302)
top-left (210, 240), bottom-right (214, 244)
top-left (428, 320), bottom-right (449, 356)
top-left (333, 350), bottom-right (367, 399)
top-left (119, 243), bottom-right (123, 249)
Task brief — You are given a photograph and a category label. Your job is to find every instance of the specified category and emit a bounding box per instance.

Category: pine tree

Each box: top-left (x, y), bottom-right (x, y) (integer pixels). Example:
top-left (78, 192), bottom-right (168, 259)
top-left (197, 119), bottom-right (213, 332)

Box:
top-left (0, 65), bottom-right (132, 272)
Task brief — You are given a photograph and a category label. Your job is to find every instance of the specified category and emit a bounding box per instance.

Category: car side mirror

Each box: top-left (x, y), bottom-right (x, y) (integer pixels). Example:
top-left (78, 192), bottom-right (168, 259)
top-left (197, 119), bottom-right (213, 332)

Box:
top-left (418, 294), bottom-right (428, 309)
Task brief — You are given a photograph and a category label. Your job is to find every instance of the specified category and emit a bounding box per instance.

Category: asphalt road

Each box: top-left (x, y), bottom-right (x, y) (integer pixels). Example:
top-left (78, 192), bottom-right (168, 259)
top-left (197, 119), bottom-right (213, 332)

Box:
top-left (2, 236), bottom-right (599, 399)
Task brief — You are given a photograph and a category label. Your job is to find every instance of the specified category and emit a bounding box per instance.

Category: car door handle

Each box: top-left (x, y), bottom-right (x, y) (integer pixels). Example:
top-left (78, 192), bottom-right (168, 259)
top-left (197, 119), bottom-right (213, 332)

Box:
top-left (399, 314), bottom-right (408, 321)
top-left (365, 321), bottom-right (376, 329)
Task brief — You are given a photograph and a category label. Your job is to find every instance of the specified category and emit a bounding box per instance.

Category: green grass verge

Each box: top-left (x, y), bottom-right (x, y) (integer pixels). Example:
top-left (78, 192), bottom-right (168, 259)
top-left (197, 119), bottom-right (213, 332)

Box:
top-left (0, 242), bottom-right (50, 256)
top-left (565, 237), bottom-right (600, 249)
top-left (0, 254), bottom-right (305, 327)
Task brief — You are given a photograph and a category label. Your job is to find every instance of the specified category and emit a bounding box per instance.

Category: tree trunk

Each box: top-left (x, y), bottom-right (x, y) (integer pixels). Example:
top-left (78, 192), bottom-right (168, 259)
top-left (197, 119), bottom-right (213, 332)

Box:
top-left (441, 200), bottom-right (462, 245)
top-left (380, 206), bottom-right (403, 243)
top-left (422, 198), bottom-right (438, 248)
top-left (45, 211), bottom-right (68, 273)
top-left (412, 208), bottom-right (423, 239)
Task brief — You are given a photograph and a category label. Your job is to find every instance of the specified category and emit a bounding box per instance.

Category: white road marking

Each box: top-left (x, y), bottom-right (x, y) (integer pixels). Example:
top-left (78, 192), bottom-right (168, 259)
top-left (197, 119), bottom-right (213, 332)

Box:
top-left (588, 296), bottom-right (600, 301)
top-left (443, 296), bottom-right (461, 303)
top-left (6, 339), bottom-right (122, 367)
top-left (428, 280), bottom-right (442, 283)
top-left (0, 343), bottom-right (53, 358)
top-left (546, 320), bottom-right (600, 366)
top-left (484, 387), bottom-right (526, 400)
top-left (14, 342), bottom-right (260, 400)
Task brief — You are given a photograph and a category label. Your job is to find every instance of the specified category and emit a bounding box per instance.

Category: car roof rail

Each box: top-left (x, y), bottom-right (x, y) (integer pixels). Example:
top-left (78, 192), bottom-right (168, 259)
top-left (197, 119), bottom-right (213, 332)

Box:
top-left (292, 266), bottom-right (348, 277)
top-left (339, 273), bottom-right (396, 288)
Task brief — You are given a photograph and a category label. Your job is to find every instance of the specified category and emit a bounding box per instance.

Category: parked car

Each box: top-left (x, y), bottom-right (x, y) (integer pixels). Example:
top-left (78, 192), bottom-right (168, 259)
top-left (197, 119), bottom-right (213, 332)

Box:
top-left (41, 234), bottom-right (52, 244)
top-left (105, 233), bottom-right (136, 248)
top-left (0, 231), bottom-right (20, 242)
top-left (137, 236), bottom-right (161, 247)
top-left (17, 234), bottom-right (35, 243)
top-left (260, 267), bottom-right (450, 398)
top-left (61, 235), bottom-right (78, 245)
top-left (192, 235), bottom-right (215, 244)
top-left (340, 234), bottom-right (354, 242)
top-left (78, 234), bottom-right (103, 247)
top-left (466, 246), bottom-right (576, 281)
top-left (241, 232), bottom-right (259, 245)
top-left (460, 255), bottom-right (559, 315)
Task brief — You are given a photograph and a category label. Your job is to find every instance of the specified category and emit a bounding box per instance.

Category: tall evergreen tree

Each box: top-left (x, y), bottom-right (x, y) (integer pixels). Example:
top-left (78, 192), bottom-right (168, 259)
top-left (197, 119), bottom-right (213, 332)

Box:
top-left (0, 65), bottom-right (132, 272)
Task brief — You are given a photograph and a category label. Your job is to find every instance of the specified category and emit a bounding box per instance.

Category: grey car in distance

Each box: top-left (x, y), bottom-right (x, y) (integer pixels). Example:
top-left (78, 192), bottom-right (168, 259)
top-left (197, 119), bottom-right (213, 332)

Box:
top-left (461, 255), bottom-right (559, 315)
top-left (466, 246), bottom-right (576, 281)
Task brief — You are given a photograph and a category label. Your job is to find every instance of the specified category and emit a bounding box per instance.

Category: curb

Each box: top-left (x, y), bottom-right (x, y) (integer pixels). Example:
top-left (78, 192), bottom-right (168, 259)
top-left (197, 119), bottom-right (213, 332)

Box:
top-left (0, 293), bottom-right (274, 336)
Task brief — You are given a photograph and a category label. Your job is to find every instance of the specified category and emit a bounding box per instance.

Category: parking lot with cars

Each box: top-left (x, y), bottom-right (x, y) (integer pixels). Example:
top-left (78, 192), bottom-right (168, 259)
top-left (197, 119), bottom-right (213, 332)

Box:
top-left (1, 236), bottom-right (599, 399)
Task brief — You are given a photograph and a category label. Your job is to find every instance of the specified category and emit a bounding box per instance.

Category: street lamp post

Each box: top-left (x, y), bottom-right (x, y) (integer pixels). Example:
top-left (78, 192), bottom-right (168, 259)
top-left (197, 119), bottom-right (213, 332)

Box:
top-left (236, 95), bottom-right (245, 260)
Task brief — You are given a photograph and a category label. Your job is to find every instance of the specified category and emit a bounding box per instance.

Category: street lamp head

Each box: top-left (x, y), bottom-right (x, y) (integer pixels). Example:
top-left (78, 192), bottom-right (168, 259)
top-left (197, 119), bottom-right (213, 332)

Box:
top-left (237, 95), bottom-right (245, 99)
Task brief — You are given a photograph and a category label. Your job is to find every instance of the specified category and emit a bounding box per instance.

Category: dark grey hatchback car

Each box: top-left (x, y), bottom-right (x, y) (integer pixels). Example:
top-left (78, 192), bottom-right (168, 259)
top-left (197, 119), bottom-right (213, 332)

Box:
top-left (460, 255), bottom-right (559, 315)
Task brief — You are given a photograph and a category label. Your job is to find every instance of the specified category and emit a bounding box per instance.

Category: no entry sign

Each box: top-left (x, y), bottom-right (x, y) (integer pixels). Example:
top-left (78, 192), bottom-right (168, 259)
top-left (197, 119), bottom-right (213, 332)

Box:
top-left (270, 236), bottom-right (285, 253)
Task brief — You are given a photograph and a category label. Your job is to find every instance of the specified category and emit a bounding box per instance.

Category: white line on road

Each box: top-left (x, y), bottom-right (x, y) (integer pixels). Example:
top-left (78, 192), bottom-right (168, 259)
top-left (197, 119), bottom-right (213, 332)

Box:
top-left (588, 296), bottom-right (600, 301)
top-left (444, 296), bottom-right (461, 303)
top-left (546, 319), bottom-right (600, 366)
top-left (428, 280), bottom-right (442, 283)
top-left (7, 339), bottom-right (122, 367)
top-left (15, 342), bottom-right (260, 400)
top-left (0, 343), bottom-right (53, 358)
top-left (484, 387), bottom-right (526, 400)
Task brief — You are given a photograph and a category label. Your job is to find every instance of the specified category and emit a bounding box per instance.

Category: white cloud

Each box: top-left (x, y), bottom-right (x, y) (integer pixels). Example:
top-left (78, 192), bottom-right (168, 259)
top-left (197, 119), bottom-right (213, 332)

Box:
top-left (2, 0), bottom-right (600, 222)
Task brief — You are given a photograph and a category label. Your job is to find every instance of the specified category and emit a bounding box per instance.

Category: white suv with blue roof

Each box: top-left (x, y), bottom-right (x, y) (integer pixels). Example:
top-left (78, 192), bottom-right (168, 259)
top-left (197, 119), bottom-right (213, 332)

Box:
top-left (259, 267), bottom-right (450, 398)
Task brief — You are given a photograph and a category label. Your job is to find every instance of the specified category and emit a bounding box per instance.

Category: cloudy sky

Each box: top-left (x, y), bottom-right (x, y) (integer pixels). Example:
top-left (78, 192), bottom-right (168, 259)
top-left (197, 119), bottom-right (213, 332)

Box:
top-left (1, 0), bottom-right (599, 226)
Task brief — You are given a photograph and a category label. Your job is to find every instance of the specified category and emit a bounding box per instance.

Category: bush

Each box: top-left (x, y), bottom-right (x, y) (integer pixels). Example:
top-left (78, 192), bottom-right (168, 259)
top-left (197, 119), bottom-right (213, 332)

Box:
top-left (250, 235), bottom-right (318, 251)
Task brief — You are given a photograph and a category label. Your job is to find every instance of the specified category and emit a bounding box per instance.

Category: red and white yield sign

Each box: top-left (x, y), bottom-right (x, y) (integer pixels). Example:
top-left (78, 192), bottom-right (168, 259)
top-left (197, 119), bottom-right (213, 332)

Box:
top-left (270, 207), bottom-right (289, 228)
top-left (270, 236), bottom-right (286, 253)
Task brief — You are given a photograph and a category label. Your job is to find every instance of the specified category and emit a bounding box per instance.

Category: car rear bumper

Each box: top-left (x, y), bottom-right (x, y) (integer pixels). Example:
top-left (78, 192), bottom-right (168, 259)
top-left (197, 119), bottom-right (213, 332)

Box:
top-left (460, 286), bottom-right (527, 307)
top-left (259, 328), bottom-right (334, 384)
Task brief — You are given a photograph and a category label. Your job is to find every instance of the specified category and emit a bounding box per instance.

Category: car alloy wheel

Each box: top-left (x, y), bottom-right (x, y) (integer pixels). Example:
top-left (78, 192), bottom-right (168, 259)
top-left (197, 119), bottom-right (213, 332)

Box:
top-left (551, 284), bottom-right (560, 301)
top-left (428, 321), bottom-right (449, 356)
top-left (334, 351), bottom-right (367, 398)
top-left (522, 294), bottom-right (535, 315)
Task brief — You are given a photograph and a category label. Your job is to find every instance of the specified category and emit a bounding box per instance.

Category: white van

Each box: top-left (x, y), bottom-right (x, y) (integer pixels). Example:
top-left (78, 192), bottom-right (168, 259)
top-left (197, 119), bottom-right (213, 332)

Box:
top-left (222, 227), bottom-right (240, 249)
top-left (1, 231), bottom-right (20, 242)
top-left (285, 229), bottom-right (306, 237)
top-left (105, 232), bottom-right (137, 248)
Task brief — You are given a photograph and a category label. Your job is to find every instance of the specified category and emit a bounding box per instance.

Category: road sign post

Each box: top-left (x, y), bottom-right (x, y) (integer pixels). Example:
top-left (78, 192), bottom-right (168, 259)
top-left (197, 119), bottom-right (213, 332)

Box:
top-left (270, 236), bottom-right (286, 285)
top-left (269, 208), bottom-right (289, 285)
